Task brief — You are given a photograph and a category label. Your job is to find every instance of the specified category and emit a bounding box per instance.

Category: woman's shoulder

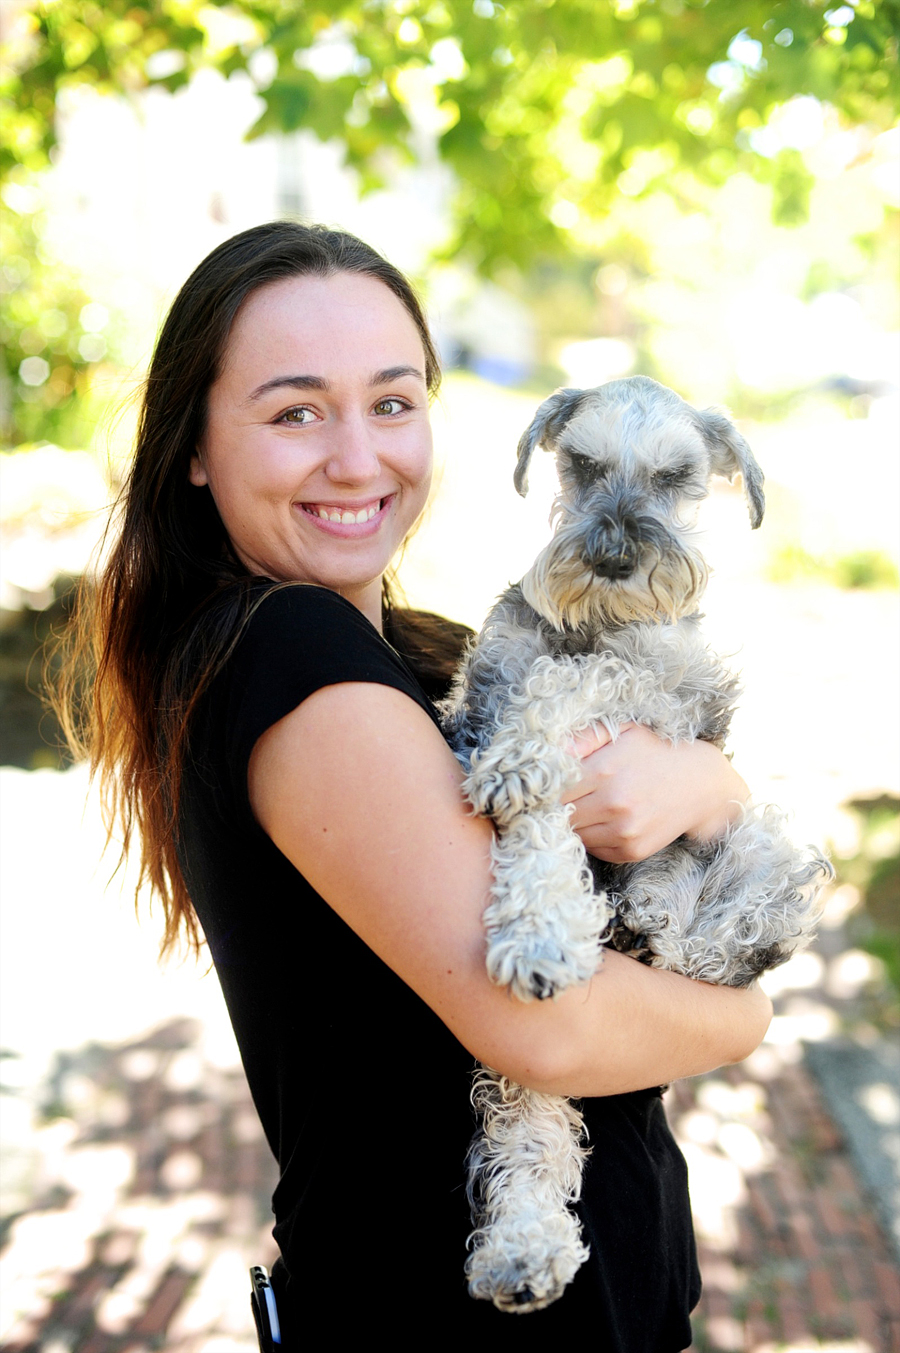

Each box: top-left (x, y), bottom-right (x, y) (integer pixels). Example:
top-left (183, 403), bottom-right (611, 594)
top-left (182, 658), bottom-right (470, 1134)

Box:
top-left (218, 580), bottom-right (428, 715)
top-left (240, 578), bottom-right (380, 644)
top-left (187, 580), bottom-right (447, 821)
top-left (229, 580), bottom-right (474, 708)
top-left (189, 581), bottom-right (470, 798)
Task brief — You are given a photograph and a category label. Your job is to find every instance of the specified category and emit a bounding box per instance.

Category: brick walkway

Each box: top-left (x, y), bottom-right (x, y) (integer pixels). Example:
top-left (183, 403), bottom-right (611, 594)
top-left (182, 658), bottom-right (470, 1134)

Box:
top-left (669, 1057), bottom-right (900, 1352)
top-left (1, 1013), bottom-right (897, 1352)
top-left (0, 1020), bottom-right (278, 1353)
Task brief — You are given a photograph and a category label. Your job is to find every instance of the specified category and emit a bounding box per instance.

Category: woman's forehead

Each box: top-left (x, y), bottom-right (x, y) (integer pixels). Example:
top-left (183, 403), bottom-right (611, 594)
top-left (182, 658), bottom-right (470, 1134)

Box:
top-left (223, 271), bottom-right (425, 374)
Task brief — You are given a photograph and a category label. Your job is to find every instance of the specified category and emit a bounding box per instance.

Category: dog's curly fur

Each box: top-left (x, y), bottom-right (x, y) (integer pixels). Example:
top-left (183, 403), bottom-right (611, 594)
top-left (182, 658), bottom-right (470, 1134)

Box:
top-left (441, 376), bottom-right (833, 1314)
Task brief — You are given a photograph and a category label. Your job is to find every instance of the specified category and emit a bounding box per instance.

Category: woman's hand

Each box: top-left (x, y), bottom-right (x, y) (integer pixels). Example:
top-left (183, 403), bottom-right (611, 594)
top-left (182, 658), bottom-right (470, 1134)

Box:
top-left (563, 724), bottom-right (749, 864)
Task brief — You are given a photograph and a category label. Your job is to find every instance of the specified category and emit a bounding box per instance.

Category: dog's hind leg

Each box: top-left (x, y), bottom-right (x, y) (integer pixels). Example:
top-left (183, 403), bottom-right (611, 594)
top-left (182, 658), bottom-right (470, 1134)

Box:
top-left (612, 808), bottom-right (832, 987)
top-left (465, 1066), bottom-right (590, 1313)
top-left (659, 807), bottom-right (832, 986)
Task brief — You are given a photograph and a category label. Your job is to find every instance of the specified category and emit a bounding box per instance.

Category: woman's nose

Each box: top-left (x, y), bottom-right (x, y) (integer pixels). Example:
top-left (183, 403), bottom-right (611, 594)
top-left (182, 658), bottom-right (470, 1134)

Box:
top-left (324, 416), bottom-right (380, 484)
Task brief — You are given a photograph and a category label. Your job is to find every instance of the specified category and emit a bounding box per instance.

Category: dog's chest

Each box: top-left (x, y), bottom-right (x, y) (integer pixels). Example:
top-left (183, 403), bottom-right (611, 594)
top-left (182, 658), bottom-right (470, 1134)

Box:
top-left (444, 588), bottom-right (739, 758)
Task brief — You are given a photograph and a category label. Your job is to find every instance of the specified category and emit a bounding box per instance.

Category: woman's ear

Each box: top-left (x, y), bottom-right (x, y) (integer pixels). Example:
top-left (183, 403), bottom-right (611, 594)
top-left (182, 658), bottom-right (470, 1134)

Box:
top-left (189, 452), bottom-right (208, 487)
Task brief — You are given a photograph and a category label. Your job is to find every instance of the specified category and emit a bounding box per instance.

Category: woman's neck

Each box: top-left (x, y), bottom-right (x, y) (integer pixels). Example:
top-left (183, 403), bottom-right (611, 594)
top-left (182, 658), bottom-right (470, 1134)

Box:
top-left (336, 576), bottom-right (384, 634)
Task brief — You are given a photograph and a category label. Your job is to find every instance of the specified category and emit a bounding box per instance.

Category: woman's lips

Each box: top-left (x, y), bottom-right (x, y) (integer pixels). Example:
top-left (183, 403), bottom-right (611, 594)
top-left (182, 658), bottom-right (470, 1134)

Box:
top-left (296, 494), bottom-right (393, 534)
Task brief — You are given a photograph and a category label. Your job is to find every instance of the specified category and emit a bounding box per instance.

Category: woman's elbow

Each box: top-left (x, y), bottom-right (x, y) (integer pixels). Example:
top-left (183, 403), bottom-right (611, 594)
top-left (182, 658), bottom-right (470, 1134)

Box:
top-left (462, 1020), bottom-right (587, 1096)
top-left (721, 981), bottom-right (774, 1065)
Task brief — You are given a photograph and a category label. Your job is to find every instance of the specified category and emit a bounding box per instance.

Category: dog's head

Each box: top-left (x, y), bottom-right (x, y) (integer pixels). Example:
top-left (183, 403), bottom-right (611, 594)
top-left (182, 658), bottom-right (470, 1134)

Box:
top-left (516, 376), bottom-right (765, 629)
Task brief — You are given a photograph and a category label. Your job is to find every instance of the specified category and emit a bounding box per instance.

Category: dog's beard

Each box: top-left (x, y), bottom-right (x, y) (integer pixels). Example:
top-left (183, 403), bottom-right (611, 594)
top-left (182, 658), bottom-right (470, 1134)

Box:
top-left (521, 534), bottom-right (708, 631)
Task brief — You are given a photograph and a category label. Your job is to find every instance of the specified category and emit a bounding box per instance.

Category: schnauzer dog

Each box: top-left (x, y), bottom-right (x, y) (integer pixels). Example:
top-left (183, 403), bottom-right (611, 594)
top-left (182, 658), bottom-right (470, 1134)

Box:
top-left (441, 376), bottom-right (832, 1314)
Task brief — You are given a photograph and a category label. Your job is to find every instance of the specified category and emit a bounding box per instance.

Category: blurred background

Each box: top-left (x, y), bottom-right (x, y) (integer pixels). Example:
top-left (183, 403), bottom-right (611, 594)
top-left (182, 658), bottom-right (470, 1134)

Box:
top-left (1, 2), bottom-right (898, 1349)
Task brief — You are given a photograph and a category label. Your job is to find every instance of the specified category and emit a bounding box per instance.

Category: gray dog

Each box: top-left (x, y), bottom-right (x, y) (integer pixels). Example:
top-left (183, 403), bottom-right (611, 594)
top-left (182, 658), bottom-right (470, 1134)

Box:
top-left (441, 376), bottom-right (832, 1314)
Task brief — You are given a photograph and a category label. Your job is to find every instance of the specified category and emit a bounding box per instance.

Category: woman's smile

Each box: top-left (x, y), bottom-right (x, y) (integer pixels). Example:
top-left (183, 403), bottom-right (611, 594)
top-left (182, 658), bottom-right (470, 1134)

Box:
top-left (296, 492), bottom-right (393, 531)
top-left (189, 271), bottom-right (434, 629)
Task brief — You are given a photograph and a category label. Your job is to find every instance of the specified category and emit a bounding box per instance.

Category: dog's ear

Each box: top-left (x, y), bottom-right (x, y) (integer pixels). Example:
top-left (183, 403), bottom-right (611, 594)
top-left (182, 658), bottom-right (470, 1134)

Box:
top-left (514, 387), bottom-right (587, 497)
top-left (695, 408), bottom-right (766, 529)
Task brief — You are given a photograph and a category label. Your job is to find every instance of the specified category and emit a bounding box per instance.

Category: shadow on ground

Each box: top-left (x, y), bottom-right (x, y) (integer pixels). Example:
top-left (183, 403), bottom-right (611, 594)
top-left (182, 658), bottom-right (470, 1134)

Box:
top-left (1, 1019), bottom-right (278, 1352)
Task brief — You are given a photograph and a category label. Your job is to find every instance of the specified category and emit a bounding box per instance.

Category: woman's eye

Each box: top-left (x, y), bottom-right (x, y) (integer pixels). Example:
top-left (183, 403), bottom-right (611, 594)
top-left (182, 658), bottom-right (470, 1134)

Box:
top-left (279, 406), bottom-right (316, 425)
top-left (373, 398), bottom-right (408, 416)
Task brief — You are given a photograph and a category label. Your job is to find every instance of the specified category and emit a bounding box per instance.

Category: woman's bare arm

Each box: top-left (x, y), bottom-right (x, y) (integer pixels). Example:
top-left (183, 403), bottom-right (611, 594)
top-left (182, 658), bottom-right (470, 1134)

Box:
top-left (249, 682), bottom-right (771, 1097)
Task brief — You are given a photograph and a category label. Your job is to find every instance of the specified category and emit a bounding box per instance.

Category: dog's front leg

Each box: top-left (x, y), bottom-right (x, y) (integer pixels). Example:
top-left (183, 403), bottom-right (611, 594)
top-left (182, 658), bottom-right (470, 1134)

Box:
top-left (485, 804), bottom-right (610, 1000)
top-left (465, 1066), bottom-right (590, 1313)
top-left (463, 654), bottom-right (619, 827)
top-left (464, 654), bottom-right (624, 999)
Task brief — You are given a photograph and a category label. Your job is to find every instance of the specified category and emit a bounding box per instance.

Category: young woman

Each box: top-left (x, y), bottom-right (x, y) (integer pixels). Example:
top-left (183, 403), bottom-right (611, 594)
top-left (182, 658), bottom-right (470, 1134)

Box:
top-left (60, 221), bottom-right (771, 1346)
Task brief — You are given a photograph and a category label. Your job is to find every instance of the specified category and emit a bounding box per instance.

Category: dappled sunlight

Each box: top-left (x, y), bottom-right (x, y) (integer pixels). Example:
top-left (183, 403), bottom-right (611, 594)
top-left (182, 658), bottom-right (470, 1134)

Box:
top-left (0, 446), bottom-right (110, 610)
top-left (668, 1039), bottom-right (895, 1351)
top-left (0, 1021), bottom-right (277, 1352)
top-left (754, 1343), bottom-right (876, 1352)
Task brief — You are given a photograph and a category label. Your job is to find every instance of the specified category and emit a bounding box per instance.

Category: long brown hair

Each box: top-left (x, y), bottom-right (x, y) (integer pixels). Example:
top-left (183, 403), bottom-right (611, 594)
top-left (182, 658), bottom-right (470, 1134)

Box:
top-left (55, 222), bottom-right (442, 957)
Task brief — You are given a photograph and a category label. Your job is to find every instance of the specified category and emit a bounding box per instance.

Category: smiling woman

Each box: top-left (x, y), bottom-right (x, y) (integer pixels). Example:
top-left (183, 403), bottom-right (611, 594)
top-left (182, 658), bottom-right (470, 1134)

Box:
top-left (188, 273), bottom-right (434, 625)
top-left (54, 221), bottom-right (771, 1347)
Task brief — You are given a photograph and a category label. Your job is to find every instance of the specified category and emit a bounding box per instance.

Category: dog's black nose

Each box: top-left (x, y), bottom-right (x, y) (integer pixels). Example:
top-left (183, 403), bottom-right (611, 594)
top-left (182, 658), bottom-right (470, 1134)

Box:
top-left (590, 549), bottom-right (637, 579)
top-left (581, 516), bottom-right (640, 579)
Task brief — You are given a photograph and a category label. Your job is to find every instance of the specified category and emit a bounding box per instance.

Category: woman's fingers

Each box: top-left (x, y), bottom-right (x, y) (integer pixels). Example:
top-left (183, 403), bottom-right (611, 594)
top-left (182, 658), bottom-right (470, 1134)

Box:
top-left (567, 723), bottom-right (616, 761)
top-left (566, 726), bottom-right (750, 862)
top-left (561, 723), bottom-right (618, 806)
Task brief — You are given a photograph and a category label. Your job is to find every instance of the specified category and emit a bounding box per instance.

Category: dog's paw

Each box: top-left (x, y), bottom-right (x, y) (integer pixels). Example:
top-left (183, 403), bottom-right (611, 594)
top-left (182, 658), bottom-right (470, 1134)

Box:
top-left (484, 890), bottom-right (609, 1001)
top-left (486, 936), bottom-right (599, 1002)
top-left (467, 1255), bottom-right (563, 1314)
top-left (465, 1214), bottom-right (589, 1314)
top-left (465, 763), bottom-right (562, 827)
top-left (465, 739), bottom-right (574, 827)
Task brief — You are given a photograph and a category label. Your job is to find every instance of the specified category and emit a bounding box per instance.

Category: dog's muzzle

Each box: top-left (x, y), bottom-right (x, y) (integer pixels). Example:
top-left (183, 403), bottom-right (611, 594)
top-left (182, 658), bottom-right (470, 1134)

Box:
top-left (576, 500), bottom-right (679, 582)
top-left (579, 515), bottom-right (641, 579)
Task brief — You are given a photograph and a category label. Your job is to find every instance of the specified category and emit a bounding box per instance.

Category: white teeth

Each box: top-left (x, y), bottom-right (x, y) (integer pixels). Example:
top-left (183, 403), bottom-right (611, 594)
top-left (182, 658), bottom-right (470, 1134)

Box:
top-left (308, 501), bottom-right (381, 522)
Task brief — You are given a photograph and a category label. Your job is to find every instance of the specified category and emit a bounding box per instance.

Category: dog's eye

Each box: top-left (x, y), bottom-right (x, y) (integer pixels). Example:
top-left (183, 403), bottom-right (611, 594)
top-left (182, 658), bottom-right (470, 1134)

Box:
top-left (654, 465), bottom-right (691, 488)
top-left (571, 454), bottom-right (605, 477)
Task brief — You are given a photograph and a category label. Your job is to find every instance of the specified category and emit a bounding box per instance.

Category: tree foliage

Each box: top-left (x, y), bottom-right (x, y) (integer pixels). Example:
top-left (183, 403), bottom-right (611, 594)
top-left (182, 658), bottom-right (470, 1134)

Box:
top-left (3, 0), bottom-right (898, 272)
top-left (0, 193), bottom-right (112, 447)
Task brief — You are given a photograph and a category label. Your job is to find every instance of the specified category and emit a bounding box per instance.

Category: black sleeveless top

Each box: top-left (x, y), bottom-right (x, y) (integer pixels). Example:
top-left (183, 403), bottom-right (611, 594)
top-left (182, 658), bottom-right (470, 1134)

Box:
top-left (178, 583), bottom-right (700, 1347)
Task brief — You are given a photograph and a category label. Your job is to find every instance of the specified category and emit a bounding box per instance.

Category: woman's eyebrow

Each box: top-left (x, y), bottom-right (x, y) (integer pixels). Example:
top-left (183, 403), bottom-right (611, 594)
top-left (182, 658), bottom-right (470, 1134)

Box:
top-left (246, 365), bottom-right (425, 403)
top-left (247, 374), bottom-right (328, 402)
top-left (371, 365), bottom-right (425, 386)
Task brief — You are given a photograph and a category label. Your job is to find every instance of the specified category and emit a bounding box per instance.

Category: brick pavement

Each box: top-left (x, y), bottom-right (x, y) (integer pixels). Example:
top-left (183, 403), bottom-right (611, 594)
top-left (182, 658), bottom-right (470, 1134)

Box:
top-left (0, 1020), bottom-right (278, 1353)
top-left (669, 1052), bottom-right (900, 1352)
top-left (1, 1017), bottom-right (897, 1351)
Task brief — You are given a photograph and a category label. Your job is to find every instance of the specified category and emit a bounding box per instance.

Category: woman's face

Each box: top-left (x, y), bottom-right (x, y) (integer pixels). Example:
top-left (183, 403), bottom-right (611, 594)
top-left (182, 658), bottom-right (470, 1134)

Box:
top-left (191, 271), bottom-right (434, 627)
